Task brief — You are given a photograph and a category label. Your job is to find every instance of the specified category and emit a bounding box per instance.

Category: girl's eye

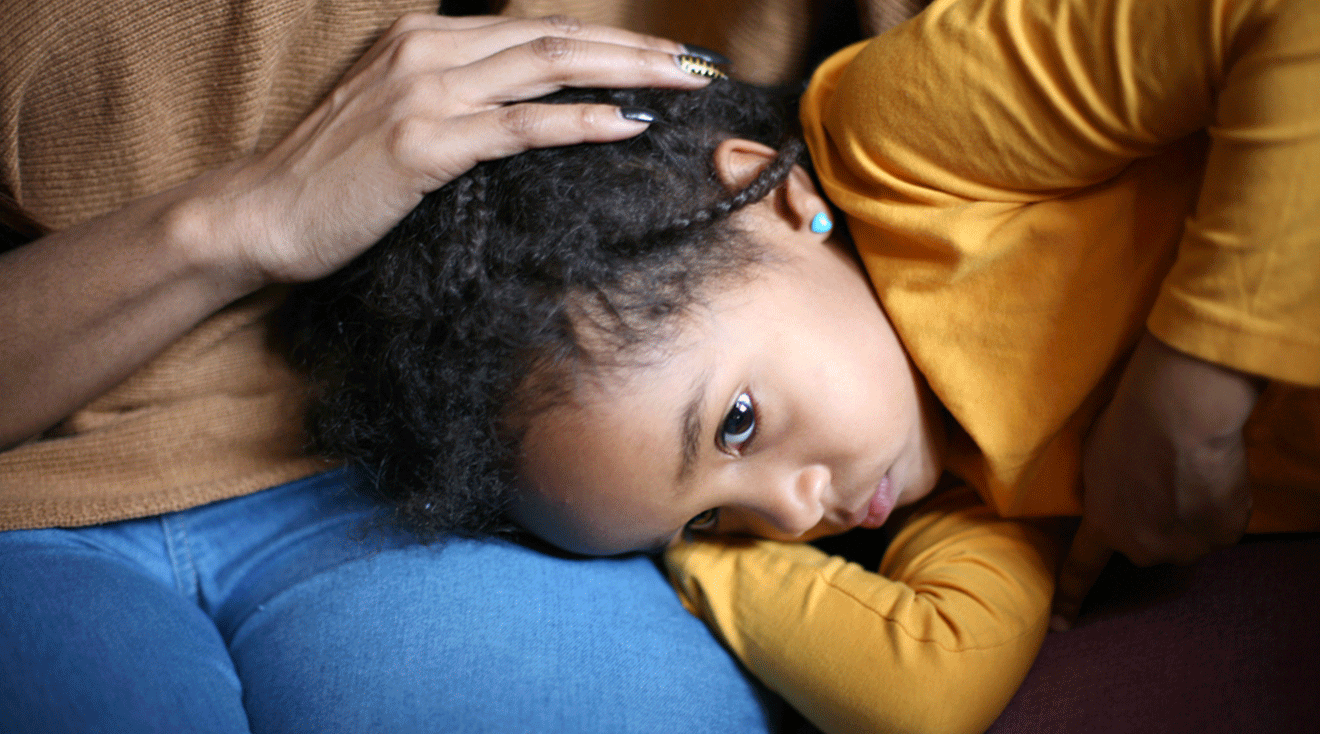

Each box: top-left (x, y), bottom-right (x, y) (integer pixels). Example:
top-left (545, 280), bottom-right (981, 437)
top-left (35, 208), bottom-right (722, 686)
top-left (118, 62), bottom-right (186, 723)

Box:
top-left (687, 508), bottom-right (720, 532)
top-left (719, 393), bottom-right (756, 451)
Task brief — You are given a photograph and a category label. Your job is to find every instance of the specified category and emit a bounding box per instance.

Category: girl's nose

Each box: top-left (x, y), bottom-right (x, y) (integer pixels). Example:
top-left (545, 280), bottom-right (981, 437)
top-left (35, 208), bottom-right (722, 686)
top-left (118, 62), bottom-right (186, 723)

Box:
top-left (757, 464), bottom-right (828, 537)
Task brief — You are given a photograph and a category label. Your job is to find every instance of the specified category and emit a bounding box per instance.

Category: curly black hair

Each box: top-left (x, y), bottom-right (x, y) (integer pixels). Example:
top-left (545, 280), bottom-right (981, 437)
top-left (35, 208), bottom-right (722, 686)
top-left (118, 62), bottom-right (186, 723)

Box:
top-left (283, 79), bottom-right (807, 540)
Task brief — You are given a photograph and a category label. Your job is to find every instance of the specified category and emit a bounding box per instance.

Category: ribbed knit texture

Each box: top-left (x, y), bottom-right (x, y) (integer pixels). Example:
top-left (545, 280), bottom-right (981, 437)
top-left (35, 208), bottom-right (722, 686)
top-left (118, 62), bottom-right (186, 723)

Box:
top-left (501, 0), bottom-right (812, 85)
top-left (0, 0), bottom-right (433, 529)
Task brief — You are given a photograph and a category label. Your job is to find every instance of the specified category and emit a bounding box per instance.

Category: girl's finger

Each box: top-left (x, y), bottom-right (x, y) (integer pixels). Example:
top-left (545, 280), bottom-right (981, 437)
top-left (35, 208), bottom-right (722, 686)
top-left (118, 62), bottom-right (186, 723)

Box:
top-left (1051, 520), bottom-right (1112, 631)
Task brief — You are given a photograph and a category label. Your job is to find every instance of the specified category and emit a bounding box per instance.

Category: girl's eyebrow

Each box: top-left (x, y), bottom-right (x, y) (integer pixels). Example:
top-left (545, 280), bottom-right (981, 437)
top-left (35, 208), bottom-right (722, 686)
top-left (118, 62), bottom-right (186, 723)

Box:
top-left (676, 368), bottom-right (713, 484)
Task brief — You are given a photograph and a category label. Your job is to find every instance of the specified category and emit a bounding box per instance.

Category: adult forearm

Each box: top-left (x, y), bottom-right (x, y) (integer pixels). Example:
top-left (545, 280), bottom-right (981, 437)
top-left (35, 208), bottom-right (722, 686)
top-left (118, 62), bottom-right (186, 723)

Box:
top-left (0, 177), bottom-right (259, 448)
top-left (0, 14), bottom-right (715, 450)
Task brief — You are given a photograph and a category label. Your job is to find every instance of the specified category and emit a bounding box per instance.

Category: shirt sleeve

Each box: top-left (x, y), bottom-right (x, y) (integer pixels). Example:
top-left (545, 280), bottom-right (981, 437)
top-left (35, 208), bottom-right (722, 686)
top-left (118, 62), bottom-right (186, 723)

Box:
top-left (806, 0), bottom-right (1320, 387)
top-left (1146, 0), bottom-right (1320, 385)
top-left (663, 488), bottom-right (1061, 734)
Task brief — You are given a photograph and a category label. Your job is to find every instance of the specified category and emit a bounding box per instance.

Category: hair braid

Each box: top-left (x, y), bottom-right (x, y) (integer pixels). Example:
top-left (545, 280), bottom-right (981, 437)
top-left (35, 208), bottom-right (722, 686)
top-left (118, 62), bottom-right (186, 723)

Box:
top-left (706, 137), bottom-right (806, 225)
top-left (286, 79), bottom-right (820, 540)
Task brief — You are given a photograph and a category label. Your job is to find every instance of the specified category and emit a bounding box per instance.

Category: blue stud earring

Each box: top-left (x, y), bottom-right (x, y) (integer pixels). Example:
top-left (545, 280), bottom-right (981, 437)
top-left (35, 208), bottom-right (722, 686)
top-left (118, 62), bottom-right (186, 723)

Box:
top-left (810, 212), bottom-right (833, 234)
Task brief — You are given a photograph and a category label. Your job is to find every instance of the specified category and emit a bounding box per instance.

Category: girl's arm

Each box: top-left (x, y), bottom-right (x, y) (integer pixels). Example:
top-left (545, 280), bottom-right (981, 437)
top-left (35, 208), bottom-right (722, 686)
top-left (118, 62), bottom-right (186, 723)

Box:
top-left (807, 0), bottom-right (1320, 608)
top-left (1064, 0), bottom-right (1320, 577)
top-left (665, 487), bottom-right (1060, 734)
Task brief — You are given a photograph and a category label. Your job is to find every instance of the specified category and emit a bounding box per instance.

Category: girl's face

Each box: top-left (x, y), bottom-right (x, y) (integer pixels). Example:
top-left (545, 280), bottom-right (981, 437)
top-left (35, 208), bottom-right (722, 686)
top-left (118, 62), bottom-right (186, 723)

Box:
top-left (511, 179), bottom-right (946, 555)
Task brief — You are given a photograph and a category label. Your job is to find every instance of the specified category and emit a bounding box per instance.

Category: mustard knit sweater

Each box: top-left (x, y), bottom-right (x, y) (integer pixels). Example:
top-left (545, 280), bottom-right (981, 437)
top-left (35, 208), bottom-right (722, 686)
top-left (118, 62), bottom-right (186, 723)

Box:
top-left (0, 0), bottom-right (433, 529)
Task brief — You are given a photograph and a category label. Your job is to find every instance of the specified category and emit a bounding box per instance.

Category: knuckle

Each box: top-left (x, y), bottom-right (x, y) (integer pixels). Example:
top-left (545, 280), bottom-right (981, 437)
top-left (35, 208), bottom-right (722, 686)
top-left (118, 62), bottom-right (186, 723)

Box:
top-left (629, 44), bottom-right (662, 71)
top-left (529, 35), bottom-right (574, 64)
top-left (387, 30), bottom-right (432, 71)
top-left (389, 12), bottom-right (433, 36)
top-left (393, 76), bottom-right (438, 117)
top-left (386, 115), bottom-right (430, 168)
top-left (577, 104), bottom-right (605, 128)
top-left (1209, 520), bottom-right (1246, 548)
top-left (541, 14), bottom-right (583, 35)
top-left (498, 104), bottom-right (541, 139)
top-left (415, 72), bottom-right (455, 107)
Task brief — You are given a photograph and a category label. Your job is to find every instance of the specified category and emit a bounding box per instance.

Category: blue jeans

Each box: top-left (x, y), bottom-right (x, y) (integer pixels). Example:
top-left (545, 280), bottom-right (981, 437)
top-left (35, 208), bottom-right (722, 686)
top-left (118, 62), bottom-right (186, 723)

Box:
top-left (0, 468), bottom-right (780, 733)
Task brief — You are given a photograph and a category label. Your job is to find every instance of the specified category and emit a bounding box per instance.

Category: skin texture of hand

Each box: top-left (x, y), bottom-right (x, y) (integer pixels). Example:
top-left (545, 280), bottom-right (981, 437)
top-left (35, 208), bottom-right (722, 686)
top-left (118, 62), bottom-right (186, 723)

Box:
top-left (200, 13), bottom-right (713, 286)
top-left (1052, 330), bottom-right (1263, 629)
top-left (0, 14), bottom-right (711, 448)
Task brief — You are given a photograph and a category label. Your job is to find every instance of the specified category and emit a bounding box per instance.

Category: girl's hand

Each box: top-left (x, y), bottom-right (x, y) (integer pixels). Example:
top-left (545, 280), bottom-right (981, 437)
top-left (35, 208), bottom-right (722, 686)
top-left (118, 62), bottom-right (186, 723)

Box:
top-left (199, 14), bottom-right (711, 288)
top-left (1052, 331), bottom-right (1262, 629)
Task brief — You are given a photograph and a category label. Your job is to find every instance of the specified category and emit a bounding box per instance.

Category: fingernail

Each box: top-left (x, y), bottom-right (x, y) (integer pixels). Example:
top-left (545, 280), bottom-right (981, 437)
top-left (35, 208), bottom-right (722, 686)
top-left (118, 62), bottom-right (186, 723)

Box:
top-left (675, 54), bottom-right (727, 80)
top-left (681, 44), bottom-right (732, 67)
top-left (619, 106), bottom-right (658, 123)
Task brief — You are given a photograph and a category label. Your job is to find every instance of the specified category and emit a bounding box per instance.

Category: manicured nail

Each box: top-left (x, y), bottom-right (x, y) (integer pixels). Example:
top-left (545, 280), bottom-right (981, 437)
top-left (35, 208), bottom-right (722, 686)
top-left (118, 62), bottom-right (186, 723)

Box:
top-left (619, 107), bottom-right (658, 123)
top-left (681, 44), bottom-right (732, 67)
top-left (676, 54), bottom-right (727, 79)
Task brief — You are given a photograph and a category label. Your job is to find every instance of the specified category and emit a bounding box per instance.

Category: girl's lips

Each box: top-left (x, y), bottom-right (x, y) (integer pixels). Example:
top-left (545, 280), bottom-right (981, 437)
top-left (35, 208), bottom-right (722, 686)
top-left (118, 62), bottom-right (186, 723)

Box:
top-left (858, 473), bottom-right (896, 529)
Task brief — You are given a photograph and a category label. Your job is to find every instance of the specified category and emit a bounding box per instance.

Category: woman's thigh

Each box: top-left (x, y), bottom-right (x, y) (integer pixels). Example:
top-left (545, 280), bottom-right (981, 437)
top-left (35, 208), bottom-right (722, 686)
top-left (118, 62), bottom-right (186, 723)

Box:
top-left (229, 535), bottom-right (780, 734)
top-left (0, 535), bottom-right (251, 734)
top-left (2, 471), bottom-right (779, 734)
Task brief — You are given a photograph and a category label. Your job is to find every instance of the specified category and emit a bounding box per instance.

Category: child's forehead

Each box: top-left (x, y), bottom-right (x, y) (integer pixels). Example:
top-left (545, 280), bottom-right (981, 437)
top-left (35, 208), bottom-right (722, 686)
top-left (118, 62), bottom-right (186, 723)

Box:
top-left (558, 258), bottom-right (823, 407)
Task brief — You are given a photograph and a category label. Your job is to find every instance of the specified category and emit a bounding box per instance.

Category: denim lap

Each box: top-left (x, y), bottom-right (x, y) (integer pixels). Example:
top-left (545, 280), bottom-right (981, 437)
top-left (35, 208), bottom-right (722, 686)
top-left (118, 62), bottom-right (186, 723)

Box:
top-left (0, 469), bottom-right (778, 733)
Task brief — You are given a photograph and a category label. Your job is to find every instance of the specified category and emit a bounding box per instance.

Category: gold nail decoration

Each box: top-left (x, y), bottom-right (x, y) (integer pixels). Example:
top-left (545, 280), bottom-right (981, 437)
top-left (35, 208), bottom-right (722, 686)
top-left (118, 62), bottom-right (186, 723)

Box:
top-left (677, 55), bottom-right (728, 79)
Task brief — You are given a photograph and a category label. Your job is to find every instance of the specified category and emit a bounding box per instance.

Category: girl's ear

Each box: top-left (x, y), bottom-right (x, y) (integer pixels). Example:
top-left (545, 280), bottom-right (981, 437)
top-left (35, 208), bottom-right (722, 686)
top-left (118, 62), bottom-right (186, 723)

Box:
top-left (712, 138), bottom-right (778, 190)
top-left (712, 138), bottom-right (830, 234)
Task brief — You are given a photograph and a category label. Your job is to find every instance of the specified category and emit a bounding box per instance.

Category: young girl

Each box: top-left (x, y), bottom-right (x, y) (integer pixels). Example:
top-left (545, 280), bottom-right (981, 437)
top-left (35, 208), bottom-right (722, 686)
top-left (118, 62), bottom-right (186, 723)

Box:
top-left (288, 0), bottom-right (1320, 730)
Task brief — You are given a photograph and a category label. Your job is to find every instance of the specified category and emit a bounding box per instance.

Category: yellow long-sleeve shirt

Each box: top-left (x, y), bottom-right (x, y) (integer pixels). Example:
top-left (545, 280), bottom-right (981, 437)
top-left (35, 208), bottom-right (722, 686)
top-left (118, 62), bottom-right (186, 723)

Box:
top-left (669, 488), bottom-right (1059, 734)
top-left (809, 0), bottom-right (1320, 523)
top-left (668, 0), bottom-right (1320, 732)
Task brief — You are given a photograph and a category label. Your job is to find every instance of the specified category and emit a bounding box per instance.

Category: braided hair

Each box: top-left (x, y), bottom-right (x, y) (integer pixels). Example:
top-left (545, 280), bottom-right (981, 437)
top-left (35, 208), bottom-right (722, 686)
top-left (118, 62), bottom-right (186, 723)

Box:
top-left (284, 80), bottom-right (806, 539)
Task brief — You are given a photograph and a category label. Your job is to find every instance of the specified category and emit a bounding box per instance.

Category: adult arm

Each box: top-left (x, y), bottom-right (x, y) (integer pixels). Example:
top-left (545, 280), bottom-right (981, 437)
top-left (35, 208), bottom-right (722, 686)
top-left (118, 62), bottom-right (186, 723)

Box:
top-left (0, 14), bottom-right (711, 449)
top-left (666, 488), bottom-right (1060, 734)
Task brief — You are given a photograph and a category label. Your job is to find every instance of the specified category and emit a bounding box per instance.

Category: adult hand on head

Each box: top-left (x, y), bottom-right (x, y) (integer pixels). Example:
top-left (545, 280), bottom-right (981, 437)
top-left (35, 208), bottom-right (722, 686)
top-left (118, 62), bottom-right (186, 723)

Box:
top-left (209, 13), bottom-right (713, 288)
top-left (0, 13), bottom-right (711, 448)
top-left (1051, 330), bottom-right (1262, 630)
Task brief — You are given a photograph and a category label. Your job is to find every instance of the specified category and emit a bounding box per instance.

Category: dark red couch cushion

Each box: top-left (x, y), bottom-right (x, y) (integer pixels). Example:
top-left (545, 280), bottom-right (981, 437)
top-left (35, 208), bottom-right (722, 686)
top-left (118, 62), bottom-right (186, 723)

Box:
top-left (988, 534), bottom-right (1320, 734)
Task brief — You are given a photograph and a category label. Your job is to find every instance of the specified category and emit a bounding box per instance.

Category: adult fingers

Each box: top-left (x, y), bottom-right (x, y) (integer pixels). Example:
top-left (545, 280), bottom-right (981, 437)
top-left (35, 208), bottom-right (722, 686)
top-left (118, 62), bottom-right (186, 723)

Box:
top-left (446, 35), bottom-right (713, 111)
top-left (1051, 520), bottom-right (1112, 632)
top-left (336, 14), bottom-right (504, 84)
top-left (441, 14), bottom-right (686, 59)
top-left (364, 14), bottom-right (687, 77)
top-left (392, 102), bottom-right (658, 187)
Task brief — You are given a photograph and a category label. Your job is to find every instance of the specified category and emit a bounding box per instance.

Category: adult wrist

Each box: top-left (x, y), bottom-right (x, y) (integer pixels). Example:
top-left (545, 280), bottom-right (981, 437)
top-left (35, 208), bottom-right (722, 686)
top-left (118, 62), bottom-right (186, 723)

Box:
top-left (157, 164), bottom-right (274, 304)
